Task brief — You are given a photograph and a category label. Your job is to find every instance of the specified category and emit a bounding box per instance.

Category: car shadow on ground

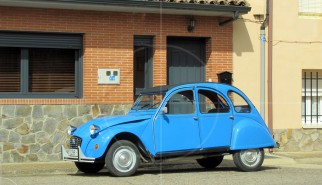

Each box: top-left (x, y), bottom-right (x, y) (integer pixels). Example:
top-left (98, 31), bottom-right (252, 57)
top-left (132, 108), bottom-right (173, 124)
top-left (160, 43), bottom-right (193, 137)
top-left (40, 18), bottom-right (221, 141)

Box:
top-left (68, 159), bottom-right (279, 177)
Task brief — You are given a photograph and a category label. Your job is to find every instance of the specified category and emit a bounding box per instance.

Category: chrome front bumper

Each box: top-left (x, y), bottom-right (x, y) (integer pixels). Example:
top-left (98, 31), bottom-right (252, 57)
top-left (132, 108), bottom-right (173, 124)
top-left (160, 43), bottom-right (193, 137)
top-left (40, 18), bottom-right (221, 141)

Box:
top-left (61, 145), bottom-right (95, 163)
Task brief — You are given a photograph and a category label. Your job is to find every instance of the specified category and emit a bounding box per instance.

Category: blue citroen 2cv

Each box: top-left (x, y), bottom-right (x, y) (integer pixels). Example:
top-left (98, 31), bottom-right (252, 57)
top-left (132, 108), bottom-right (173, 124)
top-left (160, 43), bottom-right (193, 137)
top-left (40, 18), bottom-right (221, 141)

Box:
top-left (62, 83), bottom-right (276, 177)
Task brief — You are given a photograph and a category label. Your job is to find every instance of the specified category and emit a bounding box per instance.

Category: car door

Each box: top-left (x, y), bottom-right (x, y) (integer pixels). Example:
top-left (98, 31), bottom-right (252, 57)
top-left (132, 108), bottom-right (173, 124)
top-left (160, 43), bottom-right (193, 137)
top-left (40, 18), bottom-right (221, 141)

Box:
top-left (154, 89), bottom-right (201, 154)
top-left (197, 88), bottom-right (233, 149)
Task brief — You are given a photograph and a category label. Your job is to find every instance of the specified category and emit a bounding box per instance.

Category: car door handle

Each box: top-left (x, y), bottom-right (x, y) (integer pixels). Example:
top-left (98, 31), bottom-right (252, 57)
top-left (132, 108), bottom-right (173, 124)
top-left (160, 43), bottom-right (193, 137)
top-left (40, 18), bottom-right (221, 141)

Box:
top-left (229, 116), bottom-right (234, 120)
top-left (193, 117), bottom-right (198, 120)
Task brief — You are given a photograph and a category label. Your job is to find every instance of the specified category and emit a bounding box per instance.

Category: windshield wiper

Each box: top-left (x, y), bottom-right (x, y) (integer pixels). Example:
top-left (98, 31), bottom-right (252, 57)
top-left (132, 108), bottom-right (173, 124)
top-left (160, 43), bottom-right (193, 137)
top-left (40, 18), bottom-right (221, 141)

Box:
top-left (138, 102), bottom-right (161, 110)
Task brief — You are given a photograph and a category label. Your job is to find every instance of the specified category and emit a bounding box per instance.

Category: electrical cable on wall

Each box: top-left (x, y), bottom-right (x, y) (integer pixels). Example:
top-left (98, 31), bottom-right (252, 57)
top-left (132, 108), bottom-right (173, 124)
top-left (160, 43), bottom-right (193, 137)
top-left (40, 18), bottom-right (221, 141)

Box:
top-left (272, 40), bottom-right (322, 46)
top-left (237, 18), bottom-right (322, 46)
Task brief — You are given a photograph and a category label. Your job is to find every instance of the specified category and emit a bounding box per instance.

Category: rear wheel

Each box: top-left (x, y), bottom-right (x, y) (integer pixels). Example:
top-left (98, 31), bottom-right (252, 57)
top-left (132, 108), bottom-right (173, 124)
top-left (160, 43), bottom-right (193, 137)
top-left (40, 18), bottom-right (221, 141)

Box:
top-left (105, 140), bottom-right (140, 177)
top-left (233, 148), bottom-right (264, 172)
top-left (74, 162), bottom-right (104, 173)
top-left (197, 156), bottom-right (224, 169)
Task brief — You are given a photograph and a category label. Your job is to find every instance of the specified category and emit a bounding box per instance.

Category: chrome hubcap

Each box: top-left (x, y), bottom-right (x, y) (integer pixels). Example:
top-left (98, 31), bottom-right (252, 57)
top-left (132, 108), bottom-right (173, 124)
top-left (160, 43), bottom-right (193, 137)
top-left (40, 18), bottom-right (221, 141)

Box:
top-left (240, 149), bottom-right (261, 167)
top-left (113, 146), bottom-right (136, 173)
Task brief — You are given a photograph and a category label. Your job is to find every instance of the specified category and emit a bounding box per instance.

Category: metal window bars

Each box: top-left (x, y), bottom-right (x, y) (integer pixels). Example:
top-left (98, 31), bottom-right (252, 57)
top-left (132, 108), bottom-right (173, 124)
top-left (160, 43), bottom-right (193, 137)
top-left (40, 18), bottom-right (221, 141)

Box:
top-left (302, 71), bottom-right (322, 125)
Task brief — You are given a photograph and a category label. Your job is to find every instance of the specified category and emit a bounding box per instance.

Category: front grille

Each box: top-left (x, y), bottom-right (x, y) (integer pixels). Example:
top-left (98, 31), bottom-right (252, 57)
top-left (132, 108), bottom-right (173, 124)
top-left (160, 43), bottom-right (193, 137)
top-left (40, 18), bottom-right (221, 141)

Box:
top-left (69, 136), bottom-right (82, 149)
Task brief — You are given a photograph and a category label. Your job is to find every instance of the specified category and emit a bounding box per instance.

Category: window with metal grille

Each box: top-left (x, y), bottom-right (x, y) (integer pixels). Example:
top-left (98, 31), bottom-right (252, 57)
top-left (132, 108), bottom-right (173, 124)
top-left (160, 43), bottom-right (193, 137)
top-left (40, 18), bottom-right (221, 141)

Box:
top-left (299, 0), bottom-right (322, 15)
top-left (302, 70), bottom-right (322, 127)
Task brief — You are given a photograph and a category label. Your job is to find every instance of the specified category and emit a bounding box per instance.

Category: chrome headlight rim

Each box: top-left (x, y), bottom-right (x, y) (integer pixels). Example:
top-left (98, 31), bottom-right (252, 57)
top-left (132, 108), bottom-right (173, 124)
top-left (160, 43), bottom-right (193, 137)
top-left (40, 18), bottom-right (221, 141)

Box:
top-left (67, 125), bottom-right (77, 135)
top-left (90, 124), bottom-right (101, 136)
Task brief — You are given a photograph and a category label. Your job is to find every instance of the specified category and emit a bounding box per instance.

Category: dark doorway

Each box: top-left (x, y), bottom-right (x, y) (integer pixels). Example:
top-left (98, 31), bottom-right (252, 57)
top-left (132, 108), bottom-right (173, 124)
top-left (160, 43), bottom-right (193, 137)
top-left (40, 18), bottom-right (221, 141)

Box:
top-left (167, 37), bottom-right (206, 85)
top-left (133, 36), bottom-right (153, 99)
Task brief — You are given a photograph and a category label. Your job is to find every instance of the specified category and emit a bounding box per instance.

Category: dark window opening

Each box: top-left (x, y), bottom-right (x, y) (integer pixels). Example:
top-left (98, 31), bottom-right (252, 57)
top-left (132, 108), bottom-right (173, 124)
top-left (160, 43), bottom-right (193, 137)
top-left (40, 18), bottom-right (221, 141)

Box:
top-left (0, 31), bottom-right (83, 99)
top-left (0, 47), bottom-right (21, 92)
top-left (133, 36), bottom-right (153, 100)
top-left (134, 46), bottom-right (147, 89)
top-left (29, 48), bottom-right (75, 93)
top-left (0, 47), bottom-right (81, 98)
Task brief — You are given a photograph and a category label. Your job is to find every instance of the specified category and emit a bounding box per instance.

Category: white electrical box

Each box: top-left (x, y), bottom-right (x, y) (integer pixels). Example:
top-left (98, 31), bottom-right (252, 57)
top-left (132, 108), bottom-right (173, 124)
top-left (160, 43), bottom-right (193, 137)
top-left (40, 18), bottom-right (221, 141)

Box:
top-left (98, 69), bottom-right (120, 85)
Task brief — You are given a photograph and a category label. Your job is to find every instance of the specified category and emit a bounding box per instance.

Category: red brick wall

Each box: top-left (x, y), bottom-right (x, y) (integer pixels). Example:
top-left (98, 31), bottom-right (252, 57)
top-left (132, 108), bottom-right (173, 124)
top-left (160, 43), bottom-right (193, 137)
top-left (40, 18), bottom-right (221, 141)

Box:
top-left (0, 6), bottom-right (232, 105)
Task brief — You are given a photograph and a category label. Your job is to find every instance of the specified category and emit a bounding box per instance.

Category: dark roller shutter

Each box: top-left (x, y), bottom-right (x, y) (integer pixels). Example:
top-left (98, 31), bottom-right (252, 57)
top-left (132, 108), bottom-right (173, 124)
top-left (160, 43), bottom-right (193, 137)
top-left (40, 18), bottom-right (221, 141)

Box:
top-left (0, 47), bottom-right (21, 92)
top-left (29, 48), bottom-right (75, 93)
top-left (134, 36), bottom-right (153, 47)
top-left (0, 31), bottom-right (82, 49)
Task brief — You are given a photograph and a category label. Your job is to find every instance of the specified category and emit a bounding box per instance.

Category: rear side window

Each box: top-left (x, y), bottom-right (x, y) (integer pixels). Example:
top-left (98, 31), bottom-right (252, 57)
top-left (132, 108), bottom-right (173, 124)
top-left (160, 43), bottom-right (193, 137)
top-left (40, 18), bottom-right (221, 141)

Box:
top-left (228, 91), bottom-right (251, 113)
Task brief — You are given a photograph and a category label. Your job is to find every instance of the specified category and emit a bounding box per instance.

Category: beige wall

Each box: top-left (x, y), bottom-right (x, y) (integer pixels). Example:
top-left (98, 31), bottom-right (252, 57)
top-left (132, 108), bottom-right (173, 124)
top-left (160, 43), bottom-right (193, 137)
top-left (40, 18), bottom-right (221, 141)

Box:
top-left (233, 1), bottom-right (265, 111)
top-left (233, 0), bottom-right (322, 129)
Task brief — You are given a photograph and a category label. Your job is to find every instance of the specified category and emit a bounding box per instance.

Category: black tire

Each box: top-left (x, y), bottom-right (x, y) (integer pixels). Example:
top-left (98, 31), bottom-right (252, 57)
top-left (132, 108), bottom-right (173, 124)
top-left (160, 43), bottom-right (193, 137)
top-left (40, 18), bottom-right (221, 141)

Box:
top-left (74, 162), bottom-right (105, 173)
top-left (105, 140), bottom-right (140, 177)
top-left (196, 156), bottom-right (224, 169)
top-left (233, 148), bottom-right (264, 172)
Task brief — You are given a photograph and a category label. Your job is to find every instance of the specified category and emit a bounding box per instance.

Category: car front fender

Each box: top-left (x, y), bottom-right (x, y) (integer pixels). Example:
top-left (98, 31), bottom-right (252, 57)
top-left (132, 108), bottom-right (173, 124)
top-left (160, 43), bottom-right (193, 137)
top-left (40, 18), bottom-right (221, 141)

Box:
top-left (84, 120), bottom-right (149, 159)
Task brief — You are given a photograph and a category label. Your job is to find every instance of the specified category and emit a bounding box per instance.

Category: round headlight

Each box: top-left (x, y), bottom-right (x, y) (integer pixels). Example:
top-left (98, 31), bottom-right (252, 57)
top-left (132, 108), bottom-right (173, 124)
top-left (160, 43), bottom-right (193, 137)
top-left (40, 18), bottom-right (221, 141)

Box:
top-left (68, 125), bottom-right (77, 135)
top-left (90, 124), bottom-right (100, 136)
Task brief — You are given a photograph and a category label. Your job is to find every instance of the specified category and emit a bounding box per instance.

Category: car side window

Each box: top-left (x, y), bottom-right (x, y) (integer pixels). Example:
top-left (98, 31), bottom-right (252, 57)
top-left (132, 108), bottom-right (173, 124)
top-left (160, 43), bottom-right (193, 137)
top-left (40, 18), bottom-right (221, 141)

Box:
top-left (198, 89), bottom-right (230, 114)
top-left (228, 91), bottom-right (251, 113)
top-left (166, 90), bottom-right (195, 114)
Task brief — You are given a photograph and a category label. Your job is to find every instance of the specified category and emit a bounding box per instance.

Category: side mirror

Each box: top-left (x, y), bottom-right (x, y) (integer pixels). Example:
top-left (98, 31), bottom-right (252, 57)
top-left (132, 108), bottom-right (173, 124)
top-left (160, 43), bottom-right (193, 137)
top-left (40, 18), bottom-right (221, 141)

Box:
top-left (162, 107), bottom-right (168, 114)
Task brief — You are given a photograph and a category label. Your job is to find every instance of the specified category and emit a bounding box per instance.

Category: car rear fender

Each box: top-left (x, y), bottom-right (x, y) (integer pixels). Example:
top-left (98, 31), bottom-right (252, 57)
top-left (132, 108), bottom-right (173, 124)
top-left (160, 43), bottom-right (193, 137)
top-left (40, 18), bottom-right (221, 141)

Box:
top-left (230, 117), bottom-right (276, 150)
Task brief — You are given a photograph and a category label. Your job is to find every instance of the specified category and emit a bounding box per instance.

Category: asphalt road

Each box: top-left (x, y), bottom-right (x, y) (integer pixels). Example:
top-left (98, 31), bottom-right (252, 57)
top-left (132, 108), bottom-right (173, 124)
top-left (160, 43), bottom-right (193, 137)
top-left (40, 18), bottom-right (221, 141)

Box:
top-left (2, 156), bottom-right (322, 185)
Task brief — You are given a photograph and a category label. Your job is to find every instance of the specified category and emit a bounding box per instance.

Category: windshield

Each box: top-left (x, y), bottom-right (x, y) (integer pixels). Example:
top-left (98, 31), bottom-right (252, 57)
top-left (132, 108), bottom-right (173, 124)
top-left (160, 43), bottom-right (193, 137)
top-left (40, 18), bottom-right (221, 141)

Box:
top-left (132, 93), bottom-right (164, 110)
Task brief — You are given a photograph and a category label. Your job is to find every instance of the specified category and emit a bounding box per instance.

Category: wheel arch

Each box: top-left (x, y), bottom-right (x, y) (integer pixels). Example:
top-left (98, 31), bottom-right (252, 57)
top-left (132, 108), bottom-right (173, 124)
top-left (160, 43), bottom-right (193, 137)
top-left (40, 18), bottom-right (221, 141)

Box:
top-left (106, 132), bottom-right (153, 162)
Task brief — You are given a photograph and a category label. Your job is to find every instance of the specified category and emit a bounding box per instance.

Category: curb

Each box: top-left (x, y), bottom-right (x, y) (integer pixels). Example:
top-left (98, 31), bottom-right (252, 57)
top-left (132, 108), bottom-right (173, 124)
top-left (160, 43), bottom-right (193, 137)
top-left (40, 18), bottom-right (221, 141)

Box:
top-left (1, 161), bottom-right (77, 176)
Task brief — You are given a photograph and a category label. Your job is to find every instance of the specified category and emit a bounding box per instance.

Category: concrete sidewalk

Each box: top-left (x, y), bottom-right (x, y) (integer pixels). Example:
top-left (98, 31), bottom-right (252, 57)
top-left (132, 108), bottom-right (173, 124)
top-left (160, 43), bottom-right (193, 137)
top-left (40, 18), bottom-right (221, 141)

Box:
top-left (1, 152), bottom-right (322, 176)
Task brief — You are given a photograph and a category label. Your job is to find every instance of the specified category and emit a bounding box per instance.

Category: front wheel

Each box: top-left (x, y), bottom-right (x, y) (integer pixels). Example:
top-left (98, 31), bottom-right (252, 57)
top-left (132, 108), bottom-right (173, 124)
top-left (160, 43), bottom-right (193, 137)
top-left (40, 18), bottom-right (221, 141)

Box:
top-left (74, 162), bottom-right (105, 173)
top-left (105, 140), bottom-right (140, 177)
top-left (233, 148), bottom-right (264, 172)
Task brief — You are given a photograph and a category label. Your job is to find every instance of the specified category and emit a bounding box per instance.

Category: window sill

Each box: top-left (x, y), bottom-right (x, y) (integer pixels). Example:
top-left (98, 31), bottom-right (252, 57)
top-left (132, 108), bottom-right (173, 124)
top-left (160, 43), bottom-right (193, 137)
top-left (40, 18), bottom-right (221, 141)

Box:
top-left (0, 93), bottom-right (81, 99)
top-left (302, 124), bottom-right (322, 129)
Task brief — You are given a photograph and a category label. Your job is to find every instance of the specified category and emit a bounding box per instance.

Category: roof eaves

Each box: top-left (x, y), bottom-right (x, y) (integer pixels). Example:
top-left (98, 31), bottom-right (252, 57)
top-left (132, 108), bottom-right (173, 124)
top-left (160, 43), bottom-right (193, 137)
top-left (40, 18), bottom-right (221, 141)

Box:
top-left (0, 0), bottom-right (251, 16)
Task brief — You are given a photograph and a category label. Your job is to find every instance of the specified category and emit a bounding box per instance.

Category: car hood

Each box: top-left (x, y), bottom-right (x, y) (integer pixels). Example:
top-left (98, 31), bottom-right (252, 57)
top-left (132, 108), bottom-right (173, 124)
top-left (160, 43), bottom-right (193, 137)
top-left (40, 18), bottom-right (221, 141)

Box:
top-left (73, 114), bottom-right (152, 135)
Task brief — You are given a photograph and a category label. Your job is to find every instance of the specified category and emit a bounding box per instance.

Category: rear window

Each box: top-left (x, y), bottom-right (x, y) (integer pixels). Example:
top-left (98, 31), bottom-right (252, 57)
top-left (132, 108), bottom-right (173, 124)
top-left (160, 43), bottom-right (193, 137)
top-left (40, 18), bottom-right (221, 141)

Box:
top-left (228, 91), bottom-right (251, 113)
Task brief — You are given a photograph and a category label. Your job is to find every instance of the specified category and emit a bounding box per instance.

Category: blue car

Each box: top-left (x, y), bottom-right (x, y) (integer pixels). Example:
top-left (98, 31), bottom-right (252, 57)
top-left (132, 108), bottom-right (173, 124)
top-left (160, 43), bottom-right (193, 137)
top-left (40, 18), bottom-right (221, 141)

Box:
top-left (61, 83), bottom-right (276, 177)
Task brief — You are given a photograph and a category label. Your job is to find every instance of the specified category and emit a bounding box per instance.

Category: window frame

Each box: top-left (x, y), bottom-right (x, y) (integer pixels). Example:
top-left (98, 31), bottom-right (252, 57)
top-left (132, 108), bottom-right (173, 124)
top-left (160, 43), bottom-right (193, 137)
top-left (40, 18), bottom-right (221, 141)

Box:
top-left (164, 89), bottom-right (196, 115)
top-left (228, 90), bottom-right (252, 113)
top-left (133, 35), bottom-right (154, 100)
top-left (298, 0), bottom-right (322, 16)
top-left (197, 89), bottom-right (230, 114)
top-left (0, 47), bottom-right (83, 99)
top-left (302, 70), bottom-right (322, 128)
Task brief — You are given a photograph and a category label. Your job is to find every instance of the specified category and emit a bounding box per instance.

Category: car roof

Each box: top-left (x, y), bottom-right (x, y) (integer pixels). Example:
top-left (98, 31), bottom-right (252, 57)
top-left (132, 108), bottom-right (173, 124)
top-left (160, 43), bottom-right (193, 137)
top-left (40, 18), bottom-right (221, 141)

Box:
top-left (139, 82), bottom-right (235, 94)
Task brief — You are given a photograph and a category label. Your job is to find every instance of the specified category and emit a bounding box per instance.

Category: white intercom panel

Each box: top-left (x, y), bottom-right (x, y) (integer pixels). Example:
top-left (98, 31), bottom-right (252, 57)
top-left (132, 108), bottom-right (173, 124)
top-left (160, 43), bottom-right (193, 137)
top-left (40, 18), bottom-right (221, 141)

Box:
top-left (98, 69), bottom-right (120, 85)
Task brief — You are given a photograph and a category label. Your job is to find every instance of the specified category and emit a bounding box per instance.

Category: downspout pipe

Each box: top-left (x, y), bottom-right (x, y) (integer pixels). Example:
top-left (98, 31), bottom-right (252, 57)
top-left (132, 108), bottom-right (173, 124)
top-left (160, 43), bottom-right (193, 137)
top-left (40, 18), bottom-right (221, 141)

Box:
top-left (268, 0), bottom-right (273, 134)
top-left (260, 0), bottom-right (269, 121)
top-left (261, 0), bottom-right (274, 135)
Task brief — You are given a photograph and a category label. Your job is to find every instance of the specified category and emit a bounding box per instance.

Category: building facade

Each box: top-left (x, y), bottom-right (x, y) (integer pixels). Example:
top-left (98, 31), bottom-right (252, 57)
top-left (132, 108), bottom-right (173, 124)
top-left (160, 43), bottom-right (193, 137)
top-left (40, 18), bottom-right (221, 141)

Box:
top-left (233, 0), bottom-right (322, 152)
top-left (1, 0), bottom-right (321, 163)
top-left (0, 0), bottom-right (250, 162)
